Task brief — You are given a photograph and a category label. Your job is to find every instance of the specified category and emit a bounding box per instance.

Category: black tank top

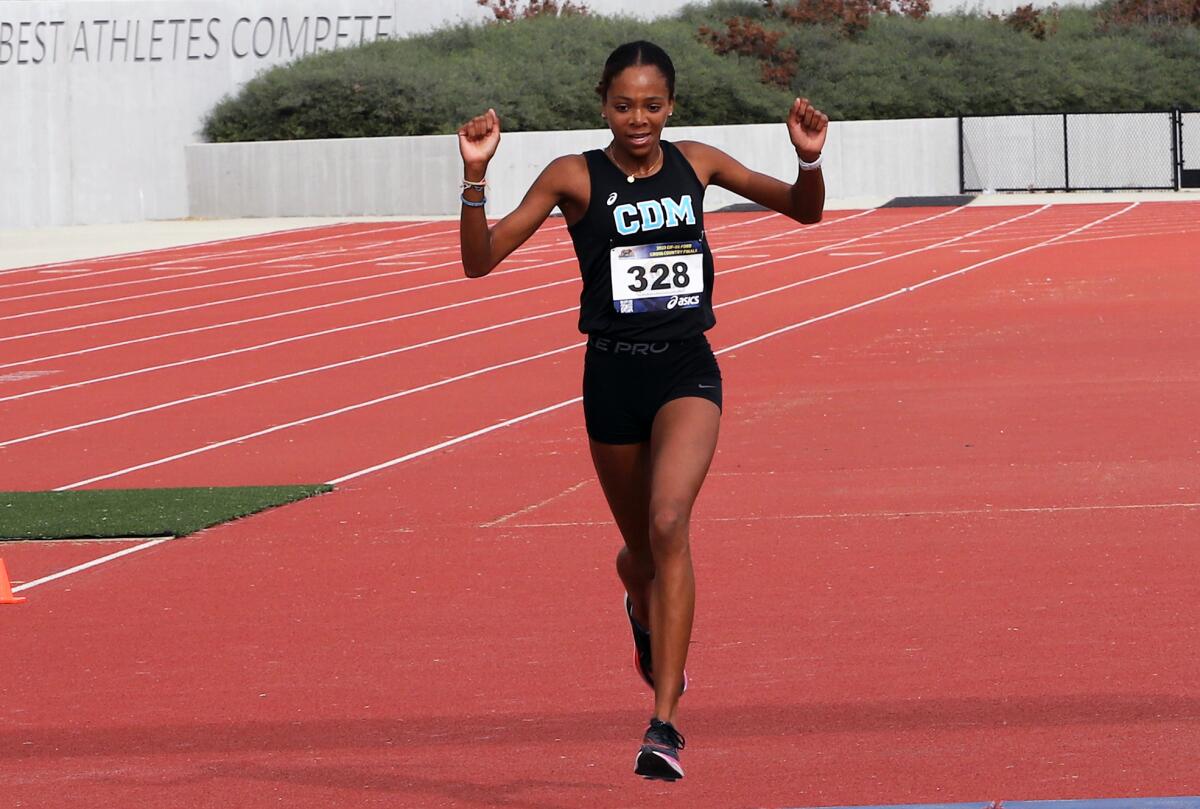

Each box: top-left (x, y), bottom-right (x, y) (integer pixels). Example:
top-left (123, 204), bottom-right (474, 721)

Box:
top-left (567, 141), bottom-right (716, 340)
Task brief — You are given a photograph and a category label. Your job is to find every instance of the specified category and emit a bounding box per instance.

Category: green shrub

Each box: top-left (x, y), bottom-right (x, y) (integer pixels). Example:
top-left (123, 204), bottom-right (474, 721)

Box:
top-left (202, 2), bottom-right (1200, 142)
top-left (202, 14), bottom-right (792, 142)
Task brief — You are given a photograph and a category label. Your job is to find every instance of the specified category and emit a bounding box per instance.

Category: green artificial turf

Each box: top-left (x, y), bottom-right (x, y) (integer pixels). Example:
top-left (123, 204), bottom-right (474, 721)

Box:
top-left (0, 485), bottom-right (332, 540)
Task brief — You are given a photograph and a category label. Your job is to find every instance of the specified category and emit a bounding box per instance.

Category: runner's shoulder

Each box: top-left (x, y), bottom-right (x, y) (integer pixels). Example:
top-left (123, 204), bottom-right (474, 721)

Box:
top-left (672, 141), bottom-right (727, 184)
top-left (540, 154), bottom-right (591, 197)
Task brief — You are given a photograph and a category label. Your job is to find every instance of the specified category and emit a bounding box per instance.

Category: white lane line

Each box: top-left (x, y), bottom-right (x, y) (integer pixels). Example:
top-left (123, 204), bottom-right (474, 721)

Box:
top-left (0, 221), bottom-right (438, 288)
top-left (716, 205), bottom-right (1052, 309)
top-left (828, 251), bottom-right (884, 256)
top-left (0, 281), bottom-right (579, 404)
top-left (52, 204), bottom-right (1070, 489)
top-left (720, 202), bottom-right (1136, 355)
top-left (2, 229), bottom-right (490, 307)
top-left (506, 501), bottom-right (1200, 528)
top-left (0, 208), bottom-right (911, 411)
top-left (480, 480), bottom-right (592, 528)
top-left (0, 370), bottom-right (58, 383)
top-left (54, 343), bottom-right (586, 491)
top-left (0, 305), bottom-right (578, 448)
top-left (324, 397), bottom-right (585, 487)
top-left (10, 538), bottom-right (172, 593)
top-left (0, 228), bottom-right (476, 319)
top-left (332, 203), bottom-right (1130, 487)
top-left (23, 204), bottom-right (1127, 590)
top-left (0, 220), bottom-right (431, 276)
top-left (4, 207), bottom-right (976, 464)
top-left (2, 208), bottom-right (924, 449)
top-left (0, 256), bottom-right (575, 372)
top-left (0, 211), bottom-right (799, 374)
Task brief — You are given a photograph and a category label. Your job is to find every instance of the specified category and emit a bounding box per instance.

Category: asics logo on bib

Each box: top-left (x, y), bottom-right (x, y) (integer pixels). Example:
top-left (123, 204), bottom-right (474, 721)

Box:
top-left (607, 192), bottom-right (619, 206)
top-left (667, 294), bottom-right (701, 309)
top-left (613, 195), bottom-right (696, 236)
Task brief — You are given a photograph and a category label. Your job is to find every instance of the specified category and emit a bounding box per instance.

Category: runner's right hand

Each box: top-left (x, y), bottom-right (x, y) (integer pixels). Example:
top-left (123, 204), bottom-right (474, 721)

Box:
top-left (458, 109), bottom-right (501, 173)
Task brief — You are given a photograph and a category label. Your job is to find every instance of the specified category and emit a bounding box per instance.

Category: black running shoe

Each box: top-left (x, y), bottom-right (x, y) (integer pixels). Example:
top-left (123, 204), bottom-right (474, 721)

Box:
top-left (634, 718), bottom-right (686, 781)
top-left (624, 593), bottom-right (688, 695)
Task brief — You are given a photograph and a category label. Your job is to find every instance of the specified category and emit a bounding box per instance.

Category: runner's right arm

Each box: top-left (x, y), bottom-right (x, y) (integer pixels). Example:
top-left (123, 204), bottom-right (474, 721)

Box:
top-left (458, 109), bottom-right (578, 278)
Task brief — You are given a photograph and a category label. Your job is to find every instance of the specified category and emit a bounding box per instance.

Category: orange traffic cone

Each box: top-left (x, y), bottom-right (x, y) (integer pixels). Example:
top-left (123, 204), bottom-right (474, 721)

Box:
top-left (0, 558), bottom-right (26, 604)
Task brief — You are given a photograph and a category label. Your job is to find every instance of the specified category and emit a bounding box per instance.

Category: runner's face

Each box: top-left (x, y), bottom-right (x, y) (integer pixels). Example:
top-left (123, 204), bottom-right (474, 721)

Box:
top-left (602, 65), bottom-right (674, 158)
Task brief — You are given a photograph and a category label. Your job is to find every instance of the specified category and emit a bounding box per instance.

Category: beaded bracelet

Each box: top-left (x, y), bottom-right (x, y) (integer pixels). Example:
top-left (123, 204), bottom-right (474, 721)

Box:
top-left (461, 193), bottom-right (486, 207)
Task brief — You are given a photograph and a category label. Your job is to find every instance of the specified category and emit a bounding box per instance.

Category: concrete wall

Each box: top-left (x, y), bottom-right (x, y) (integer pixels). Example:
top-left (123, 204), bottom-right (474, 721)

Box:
top-left (186, 117), bottom-right (961, 218)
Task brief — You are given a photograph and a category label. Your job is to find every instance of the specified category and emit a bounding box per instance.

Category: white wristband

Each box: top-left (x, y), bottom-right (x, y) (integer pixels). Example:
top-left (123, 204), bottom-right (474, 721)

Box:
top-left (798, 152), bottom-right (824, 172)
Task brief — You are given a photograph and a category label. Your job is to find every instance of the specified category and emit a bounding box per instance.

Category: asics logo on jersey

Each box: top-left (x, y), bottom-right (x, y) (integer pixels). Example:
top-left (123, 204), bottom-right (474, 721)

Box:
top-left (607, 192), bottom-right (619, 206)
top-left (613, 195), bottom-right (695, 236)
top-left (667, 294), bottom-right (701, 309)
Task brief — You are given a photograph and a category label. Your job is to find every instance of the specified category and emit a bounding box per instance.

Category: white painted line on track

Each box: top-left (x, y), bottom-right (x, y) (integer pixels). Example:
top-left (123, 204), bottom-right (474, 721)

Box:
top-left (715, 205), bottom-right (1052, 309)
top-left (1, 208), bottom-right (908, 409)
top-left (0, 227), bottom-right (478, 318)
top-left (0, 281), bottom-right (580, 403)
top-left (0, 256), bottom-right (574, 370)
top-left (506, 500), bottom-right (1200, 528)
top-left (0, 305), bottom-right (579, 447)
top-left (0, 211), bottom-right (801, 373)
top-left (0, 220), bottom-right (435, 276)
top-left (719, 202), bottom-right (1136, 355)
top-left (20, 203), bottom-right (1134, 591)
top-left (11, 538), bottom-right (172, 593)
top-left (333, 203), bottom-right (1130, 487)
top-left (53, 342), bottom-right (585, 491)
top-left (50, 204), bottom-right (1098, 491)
top-left (480, 480), bottom-right (592, 528)
top-left (0, 221), bottom-right (439, 288)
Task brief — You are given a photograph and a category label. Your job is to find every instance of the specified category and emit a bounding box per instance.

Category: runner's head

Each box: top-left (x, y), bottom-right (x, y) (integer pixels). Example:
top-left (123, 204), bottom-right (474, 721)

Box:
top-left (597, 41), bottom-right (675, 158)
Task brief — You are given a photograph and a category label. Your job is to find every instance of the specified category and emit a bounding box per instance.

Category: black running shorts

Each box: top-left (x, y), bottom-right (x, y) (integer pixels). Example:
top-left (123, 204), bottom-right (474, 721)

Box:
top-left (582, 334), bottom-right (723, 445)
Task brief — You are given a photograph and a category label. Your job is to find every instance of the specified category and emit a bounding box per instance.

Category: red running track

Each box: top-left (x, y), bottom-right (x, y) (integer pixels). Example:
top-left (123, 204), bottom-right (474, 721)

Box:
top-left (1, 202), bottom-right (1197, 808)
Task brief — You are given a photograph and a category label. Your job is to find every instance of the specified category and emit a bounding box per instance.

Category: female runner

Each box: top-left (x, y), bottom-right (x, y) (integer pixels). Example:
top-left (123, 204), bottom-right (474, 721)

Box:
top-left (457, 40), bottom-right (827, 781)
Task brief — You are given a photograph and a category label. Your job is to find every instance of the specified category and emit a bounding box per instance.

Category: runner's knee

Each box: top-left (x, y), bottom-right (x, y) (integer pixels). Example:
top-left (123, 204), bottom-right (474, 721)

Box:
top-left (648, 501), bottom-right (690, 553)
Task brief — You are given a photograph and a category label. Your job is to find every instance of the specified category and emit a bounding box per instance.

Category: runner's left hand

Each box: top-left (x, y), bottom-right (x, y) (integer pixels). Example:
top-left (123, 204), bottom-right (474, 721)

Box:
top-left (788, 97), bottom-right (828, 162)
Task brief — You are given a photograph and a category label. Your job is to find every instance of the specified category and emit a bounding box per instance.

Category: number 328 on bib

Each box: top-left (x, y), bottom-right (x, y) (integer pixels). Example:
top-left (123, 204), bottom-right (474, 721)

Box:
top-left (610, 241), bottom-right (705, 314)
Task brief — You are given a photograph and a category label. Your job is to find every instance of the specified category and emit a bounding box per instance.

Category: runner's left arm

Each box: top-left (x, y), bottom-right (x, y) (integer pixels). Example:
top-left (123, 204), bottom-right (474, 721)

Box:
top-left (680, 97), bottom-right (828, 224)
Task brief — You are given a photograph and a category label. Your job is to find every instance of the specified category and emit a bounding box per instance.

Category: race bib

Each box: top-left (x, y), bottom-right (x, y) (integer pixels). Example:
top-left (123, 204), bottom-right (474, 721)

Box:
top-left (609, 241), bottom-right (705, 314)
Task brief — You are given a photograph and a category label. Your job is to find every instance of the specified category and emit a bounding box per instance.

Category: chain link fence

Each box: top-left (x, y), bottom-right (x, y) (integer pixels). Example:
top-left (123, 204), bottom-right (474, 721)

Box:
top-left (960, 111), bottom-right (1186, 192)
top-left (1181, 111), bottom-right (1200, 189)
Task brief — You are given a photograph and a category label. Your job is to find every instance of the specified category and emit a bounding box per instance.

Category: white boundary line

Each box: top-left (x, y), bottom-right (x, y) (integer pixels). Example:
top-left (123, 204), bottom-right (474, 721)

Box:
top-left (10, 538), bottom-right (172, 593)
top-left (0, 209), bottom-right (922, 431)
top-left (53, 343), bottom-right (586, 491)
top-left (0, 235), bottom-right (572, 342)
top-left (0, 305), bottom-right (579, 448)
top-left (2, 223), bottom-right (568, 307)
top-left (0, 204), bottom-right (1012, 442)
top-left (0, 221), bottom-right (441, 288)
top-left (14, 202), bottom-right (1137, 591)
top-left (0, 229), bottom-right (463, 310)
top-left (0, 212), bottom-right (819, 373)
top-left (330, 202), bottom-right (1133, 486)
top-left (0, 211), bottom-right (791, 366)
top-left (503, 500), bottom-right (1200, 528)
